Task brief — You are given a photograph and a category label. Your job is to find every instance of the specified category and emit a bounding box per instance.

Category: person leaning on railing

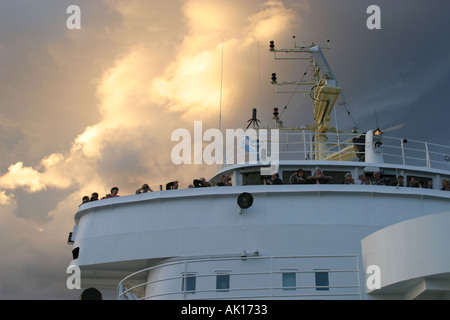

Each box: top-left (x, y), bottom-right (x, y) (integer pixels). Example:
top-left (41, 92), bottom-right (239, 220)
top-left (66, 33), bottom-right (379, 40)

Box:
top-left (136, 184), bottom-right (153, 194)
top-left (307, 169), bottom-right (333, 184)
top-left (166, 181), bottom-right (179, 190)
top-left (265, 173), bottom-right (283, 185)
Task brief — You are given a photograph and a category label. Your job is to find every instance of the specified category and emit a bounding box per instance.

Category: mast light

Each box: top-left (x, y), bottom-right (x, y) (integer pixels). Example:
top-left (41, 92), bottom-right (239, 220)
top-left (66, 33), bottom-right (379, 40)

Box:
top-left (273, 108), bottom-right (279, 118)
top-left (269, 40), bottom-right (275, 51)
top-left (271, 73), bottom-right (277, 84)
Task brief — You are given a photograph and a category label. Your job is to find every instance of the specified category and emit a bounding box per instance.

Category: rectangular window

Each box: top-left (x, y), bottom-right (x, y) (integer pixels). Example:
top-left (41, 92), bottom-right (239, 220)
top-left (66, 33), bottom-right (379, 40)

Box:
top-left (315, 270), bottom-right (329, 291)
top-left (181, 273), bottom-right (196, 293)
top-left (216, 274), bottom-right (230, 292)
top-left (282, 272), bottom-right (296, 291)
top-left (242, 171), bottom-right (264, 185)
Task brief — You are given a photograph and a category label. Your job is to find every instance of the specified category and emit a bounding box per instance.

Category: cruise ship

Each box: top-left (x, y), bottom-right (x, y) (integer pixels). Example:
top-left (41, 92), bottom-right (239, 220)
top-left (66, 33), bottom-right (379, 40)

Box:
top-left (67, 40), bottom-right (450, 300)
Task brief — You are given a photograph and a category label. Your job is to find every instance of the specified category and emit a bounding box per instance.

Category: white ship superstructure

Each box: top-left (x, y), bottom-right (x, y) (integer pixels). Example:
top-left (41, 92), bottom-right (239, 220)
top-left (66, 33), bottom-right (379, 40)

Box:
top-left (68, 41), bottom-right (450, 300)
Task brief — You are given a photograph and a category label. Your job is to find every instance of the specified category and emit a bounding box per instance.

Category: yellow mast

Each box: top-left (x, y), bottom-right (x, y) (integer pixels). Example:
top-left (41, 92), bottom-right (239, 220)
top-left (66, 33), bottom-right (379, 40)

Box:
top-left (270, 40), bottom-right (349, 161)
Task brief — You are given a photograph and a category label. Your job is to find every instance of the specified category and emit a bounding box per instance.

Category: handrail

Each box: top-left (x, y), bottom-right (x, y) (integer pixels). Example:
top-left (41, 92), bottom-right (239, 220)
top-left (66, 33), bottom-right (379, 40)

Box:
top-left (222, 131), bottom-right (450, 170)
top-left (117, 254), bottom-right (360, 300)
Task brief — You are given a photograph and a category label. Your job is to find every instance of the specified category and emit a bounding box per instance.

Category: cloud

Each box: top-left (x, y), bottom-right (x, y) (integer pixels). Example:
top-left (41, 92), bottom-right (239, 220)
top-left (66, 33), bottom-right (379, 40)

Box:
top-left (0, 1), bottom-right (297, 298)
top-left (0, 0), bottom-right (301, 201)
top-left (152, 0), bottom-right (297, 122)
top-left (0, 157), bottom-right (73, 193)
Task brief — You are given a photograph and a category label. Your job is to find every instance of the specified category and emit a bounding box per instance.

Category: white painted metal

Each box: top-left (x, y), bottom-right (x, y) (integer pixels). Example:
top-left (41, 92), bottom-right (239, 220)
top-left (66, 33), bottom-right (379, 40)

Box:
top-left (362, 212), bottom-right (450, 299)
top-left (70, 168), bottom-right (450, 299)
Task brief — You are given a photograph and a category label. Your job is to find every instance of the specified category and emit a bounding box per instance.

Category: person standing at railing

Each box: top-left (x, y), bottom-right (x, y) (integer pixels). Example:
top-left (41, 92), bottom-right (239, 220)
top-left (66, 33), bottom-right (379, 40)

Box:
top-left (344, 173), bottom-right (355, 184)
top-left (79, 196), bottom-right (89, 207)
top-left (90, 192), bottom-right (99, 201)
top-left (307, 169), bottom-right (333, 184)
top-left (217, 174), bottom-right (232, 186)
top-left (266, 173), bottom-right (283, 185)
top-left (395, 175), bottom-right (405, 187)
top-left (356, 173), bottom-right (371, 185)
top-left (372, 172), bottom-right (385, 186)
top-left (290, 169), bottom-right (307, 184)
top-left (408, 177), bottom-right (421, 188)
top-left (102, 186), bottom-right (120, 199)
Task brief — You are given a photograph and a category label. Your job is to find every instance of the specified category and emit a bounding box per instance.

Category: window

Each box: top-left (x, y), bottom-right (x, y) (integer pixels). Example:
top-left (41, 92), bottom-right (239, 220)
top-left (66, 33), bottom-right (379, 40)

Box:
top-left (315, 270), bottom-right (329, 291)
top-left (216, 274), bottom-right (230, 292)
top-left (242, 171), bottom-right (264, 185)
top-left (322, 171), bottom-right (345, 184)
top-left (181, 273), bottom-right (196, 293)
top-left (282, 272), bottom-right (297, 291)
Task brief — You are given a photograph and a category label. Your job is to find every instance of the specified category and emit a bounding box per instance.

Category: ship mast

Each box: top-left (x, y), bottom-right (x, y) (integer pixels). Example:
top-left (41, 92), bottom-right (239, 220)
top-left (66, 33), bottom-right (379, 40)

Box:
top-left (269, 39), bottom-right (346, 160)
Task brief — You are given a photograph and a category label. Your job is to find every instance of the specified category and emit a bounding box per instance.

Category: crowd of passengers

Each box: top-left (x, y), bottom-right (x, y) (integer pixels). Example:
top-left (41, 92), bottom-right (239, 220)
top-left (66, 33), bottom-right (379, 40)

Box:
top-left (79, 170), bottom-right (450, 206)
top-left (289, 168), bottom-right (450, 190)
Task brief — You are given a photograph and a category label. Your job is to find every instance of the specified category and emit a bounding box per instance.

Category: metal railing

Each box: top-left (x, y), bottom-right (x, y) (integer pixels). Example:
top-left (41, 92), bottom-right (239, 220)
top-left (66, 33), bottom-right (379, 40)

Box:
top-left (117, 254), bottom-right (361, 300)
top-left (222, 130), bottom-right (450, 170)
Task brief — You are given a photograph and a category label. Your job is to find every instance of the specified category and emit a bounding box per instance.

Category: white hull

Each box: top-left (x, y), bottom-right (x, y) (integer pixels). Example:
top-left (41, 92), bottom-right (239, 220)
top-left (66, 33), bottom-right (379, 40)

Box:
top-left (72, 176), bottom-right (450, 299)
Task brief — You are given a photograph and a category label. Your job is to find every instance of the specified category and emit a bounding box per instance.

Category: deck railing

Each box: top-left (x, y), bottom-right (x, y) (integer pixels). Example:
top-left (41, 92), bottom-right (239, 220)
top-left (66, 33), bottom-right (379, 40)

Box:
top-left (222, 130), bottom-right (450, 170)
top-left (117, 254), bottom-right (361, 300)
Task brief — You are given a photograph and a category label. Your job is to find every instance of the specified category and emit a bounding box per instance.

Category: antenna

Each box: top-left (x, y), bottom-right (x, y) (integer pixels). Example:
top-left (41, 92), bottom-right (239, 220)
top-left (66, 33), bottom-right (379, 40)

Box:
top-left (218, 39), bottom-right (224, 172)
top-left (219, 39), bottom-right (224, 133)
top-left (375, 110), bottom-right (378, 127)
top-left (257, 41), bottom-right (262, 120)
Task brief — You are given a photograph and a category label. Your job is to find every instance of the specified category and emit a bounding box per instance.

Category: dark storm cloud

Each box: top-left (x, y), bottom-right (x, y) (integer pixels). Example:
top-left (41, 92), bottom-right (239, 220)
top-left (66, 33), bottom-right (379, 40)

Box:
top-left (0, 0), bottom-right (448, 299)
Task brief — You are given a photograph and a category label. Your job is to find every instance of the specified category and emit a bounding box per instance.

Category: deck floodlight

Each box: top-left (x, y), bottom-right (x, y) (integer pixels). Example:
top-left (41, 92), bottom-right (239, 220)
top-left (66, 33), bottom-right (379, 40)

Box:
top-left (373, 128), bottom-right (382, 136)
top-left (237, 192), bottom-right (253, 212)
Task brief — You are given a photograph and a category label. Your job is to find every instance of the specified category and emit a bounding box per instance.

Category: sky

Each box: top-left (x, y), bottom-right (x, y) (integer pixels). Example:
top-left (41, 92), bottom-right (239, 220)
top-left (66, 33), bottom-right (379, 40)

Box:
top-left (0, 0), bottom-right (449, 299)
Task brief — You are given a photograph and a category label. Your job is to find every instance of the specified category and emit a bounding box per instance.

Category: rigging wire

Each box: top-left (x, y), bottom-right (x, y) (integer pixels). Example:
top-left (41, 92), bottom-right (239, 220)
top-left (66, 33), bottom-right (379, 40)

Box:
top-left (279, 63), bottom-right (312, 118)
top-left (275, 58), bottom-right (359, 133)
top-left (342, 104), bottom-right (359, 131)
